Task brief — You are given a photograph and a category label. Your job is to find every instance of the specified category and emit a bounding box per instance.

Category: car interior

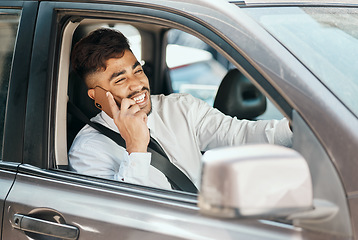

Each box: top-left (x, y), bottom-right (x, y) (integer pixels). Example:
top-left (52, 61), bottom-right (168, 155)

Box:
top-left (55, 17), bottom-right (283, 179)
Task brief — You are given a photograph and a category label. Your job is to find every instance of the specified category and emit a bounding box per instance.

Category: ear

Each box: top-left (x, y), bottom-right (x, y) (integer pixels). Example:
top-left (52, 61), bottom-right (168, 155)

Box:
top-left (88, 88), bottom-right (95, 100)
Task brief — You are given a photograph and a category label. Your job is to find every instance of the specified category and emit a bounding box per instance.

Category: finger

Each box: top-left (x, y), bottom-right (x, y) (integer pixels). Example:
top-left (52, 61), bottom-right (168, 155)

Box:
top-left (128, 104), bottom-right (141, 114)
top-left (143, 113), bottom-right (148, 124)
top-left (135, 110), bottom-right (148, 122)
top-left (106, 92), bottom-right (120, 117)
top-left (120, 98), bottom-right (140, 114)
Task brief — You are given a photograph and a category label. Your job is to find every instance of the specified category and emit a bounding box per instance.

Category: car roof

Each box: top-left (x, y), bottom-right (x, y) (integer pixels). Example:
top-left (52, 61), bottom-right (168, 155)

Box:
top-left (11, 0), bottom-right (358, 4)
top-left (233, 0), bottom-right (358, 5)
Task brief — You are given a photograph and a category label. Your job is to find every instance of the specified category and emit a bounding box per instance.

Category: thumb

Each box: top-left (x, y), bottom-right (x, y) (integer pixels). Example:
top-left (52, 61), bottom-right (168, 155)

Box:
top-left (106, 91), bottom-right (120, 118)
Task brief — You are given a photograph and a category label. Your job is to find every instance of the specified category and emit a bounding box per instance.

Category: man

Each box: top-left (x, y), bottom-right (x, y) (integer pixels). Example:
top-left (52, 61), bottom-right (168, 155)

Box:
top-left (69, 28), bottom-right (292, 191)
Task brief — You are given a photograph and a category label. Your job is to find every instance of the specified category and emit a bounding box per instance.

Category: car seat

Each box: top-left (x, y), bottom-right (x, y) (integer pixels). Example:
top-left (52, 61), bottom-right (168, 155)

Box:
top-left (213, 68), bottom-right (266, 120)
top-left (67, 71), bottom-right (100, 150)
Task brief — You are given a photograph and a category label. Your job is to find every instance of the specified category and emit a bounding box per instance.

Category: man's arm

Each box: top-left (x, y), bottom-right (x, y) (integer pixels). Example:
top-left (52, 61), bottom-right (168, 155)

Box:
top-left (68, 129), bottom-right (152, 183)
top-left (68, 92), bottom-right (155, 186)
top-left (107, 92), bottom-right (150, 153)
top-left (191, 96), bottom-right (293, 151)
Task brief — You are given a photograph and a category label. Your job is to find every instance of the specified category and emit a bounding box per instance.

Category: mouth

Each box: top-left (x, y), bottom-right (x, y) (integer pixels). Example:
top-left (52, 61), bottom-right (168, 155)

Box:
top-left (131, 91), bottom-right (148, 108)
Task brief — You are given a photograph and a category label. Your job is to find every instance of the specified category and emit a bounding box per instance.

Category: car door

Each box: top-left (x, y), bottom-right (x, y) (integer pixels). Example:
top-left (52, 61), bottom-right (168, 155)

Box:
top-left (0, 0), bottom-right (37, 238)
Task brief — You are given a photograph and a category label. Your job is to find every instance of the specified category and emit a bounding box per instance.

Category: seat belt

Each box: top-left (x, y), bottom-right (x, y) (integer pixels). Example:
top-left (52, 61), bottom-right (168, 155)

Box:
top-left (67, 101), bottom-right (198, 193)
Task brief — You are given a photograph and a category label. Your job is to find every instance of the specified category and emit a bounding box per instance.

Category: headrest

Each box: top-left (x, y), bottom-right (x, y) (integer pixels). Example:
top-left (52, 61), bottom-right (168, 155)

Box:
top-left (214, 69), bottom-right (266, 120)
top-left (67, 72), bottom-right (100, 150)
top-left (68, 71), bottom-right (100, 119)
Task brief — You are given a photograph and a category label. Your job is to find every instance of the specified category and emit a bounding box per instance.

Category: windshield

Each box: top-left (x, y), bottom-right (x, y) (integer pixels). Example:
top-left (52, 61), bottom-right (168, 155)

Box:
top-left (243, 6), bottom-right (358, 117)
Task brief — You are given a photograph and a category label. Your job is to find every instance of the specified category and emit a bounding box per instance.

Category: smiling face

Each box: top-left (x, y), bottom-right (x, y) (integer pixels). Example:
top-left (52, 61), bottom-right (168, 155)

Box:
top-left (87, 50), bottom-right (152, 115)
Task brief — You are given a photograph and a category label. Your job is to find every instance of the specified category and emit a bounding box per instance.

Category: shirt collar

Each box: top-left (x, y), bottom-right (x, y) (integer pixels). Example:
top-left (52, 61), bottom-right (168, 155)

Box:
top-left (98, 111), bottom-right (119, 133)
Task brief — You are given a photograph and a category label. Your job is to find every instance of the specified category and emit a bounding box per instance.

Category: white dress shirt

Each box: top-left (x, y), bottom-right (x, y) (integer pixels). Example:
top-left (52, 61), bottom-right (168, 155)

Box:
top-left (69, 93), bottom-right (292, 190)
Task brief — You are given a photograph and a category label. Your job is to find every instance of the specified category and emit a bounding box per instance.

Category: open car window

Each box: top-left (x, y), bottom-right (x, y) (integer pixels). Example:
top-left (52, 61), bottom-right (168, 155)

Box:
top-left (55, 16), bottom-right (288, 194)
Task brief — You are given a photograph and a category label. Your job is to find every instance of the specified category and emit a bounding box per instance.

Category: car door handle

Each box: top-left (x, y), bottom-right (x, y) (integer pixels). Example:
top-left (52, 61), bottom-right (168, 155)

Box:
top-left (12, 214), bottom-right (79, 240)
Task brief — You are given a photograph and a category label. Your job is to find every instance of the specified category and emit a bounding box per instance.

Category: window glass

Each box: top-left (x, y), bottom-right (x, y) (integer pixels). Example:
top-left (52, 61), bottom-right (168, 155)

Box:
top-left (244, 7), bottom-right (358, 117)
top-left (166, 29), bottom-right (283, 120)
top-left (0, 9), bottom-right (21, 159)
top-left (167, 29), bottom-right (228, 106)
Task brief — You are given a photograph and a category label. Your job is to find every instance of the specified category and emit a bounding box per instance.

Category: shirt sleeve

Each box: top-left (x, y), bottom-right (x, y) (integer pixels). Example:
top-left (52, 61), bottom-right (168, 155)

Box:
top-left (190, 96), bottom-right (292, 150)
top-left (68, 130), bottom-right (152, 186)
top-left (117, 152), bottom-right (152, 184)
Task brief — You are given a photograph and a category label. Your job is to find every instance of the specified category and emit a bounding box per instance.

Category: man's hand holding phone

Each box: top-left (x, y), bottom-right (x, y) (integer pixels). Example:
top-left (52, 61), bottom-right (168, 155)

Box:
top-left (106, 91), bottom-right (150, 154)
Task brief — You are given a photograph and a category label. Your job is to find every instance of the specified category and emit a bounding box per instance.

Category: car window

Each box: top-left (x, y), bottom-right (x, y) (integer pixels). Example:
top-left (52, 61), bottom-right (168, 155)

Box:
top-left (166, 29), bottom-right (283, 120)
top-left (60, 17), bottom-right (285, 193)
top-left (0, 9), bottom-right (21, 160)
top-left (167, 29), bottom-right (228, 106)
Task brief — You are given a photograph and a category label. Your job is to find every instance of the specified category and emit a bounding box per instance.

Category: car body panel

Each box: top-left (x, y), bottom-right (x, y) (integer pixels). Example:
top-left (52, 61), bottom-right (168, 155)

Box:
top-left (242, 0), bottom-right (358, 4)
top-left (0, 168), bottom-right (16, 237)
top-left (3, 167), bottom-right (336, 240)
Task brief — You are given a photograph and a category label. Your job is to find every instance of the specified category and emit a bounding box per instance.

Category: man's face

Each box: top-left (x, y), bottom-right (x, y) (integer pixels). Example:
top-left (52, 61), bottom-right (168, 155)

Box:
top-left (87, 50), bottom-right (152, 116)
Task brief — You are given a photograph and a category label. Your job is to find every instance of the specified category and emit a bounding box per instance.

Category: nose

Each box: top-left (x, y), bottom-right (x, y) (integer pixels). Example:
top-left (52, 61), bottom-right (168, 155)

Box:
top-left (128, 75), bottom-right (144, 92)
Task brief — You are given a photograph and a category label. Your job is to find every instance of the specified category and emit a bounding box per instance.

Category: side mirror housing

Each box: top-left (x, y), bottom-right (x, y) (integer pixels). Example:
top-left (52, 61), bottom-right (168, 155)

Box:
top-left (199, 144), bottom-right (313, 218)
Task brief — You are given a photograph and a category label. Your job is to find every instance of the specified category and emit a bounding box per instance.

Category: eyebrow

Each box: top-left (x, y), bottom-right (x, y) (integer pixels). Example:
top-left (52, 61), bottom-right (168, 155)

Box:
top-left (109, 61), bottom-right (141, 82)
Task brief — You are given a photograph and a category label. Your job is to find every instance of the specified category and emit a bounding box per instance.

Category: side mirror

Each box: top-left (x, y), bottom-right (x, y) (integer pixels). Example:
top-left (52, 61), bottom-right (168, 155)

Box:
top-left (199, 144), bottom-right (313, 218)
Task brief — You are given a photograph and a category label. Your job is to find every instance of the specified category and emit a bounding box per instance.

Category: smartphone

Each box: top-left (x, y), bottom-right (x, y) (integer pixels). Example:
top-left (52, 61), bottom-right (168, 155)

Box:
top-left (94, 86), bottom-right (120, 118)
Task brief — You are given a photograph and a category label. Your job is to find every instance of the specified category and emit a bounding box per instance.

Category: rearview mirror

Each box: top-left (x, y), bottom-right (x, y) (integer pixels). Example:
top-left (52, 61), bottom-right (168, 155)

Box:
top-left (199, 144), bottom-right (313, 218)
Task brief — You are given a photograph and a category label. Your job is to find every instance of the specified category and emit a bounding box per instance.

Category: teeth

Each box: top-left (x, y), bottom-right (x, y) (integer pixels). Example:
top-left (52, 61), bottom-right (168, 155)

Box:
top-left (133, 93), bottom-right (145, 103)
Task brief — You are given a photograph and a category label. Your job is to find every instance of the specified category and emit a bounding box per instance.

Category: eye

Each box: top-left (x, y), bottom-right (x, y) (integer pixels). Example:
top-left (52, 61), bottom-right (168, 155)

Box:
top-left (135, 68), bottom-right (143, 74)
top-left (115, 77), bottom-right (126, 84)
